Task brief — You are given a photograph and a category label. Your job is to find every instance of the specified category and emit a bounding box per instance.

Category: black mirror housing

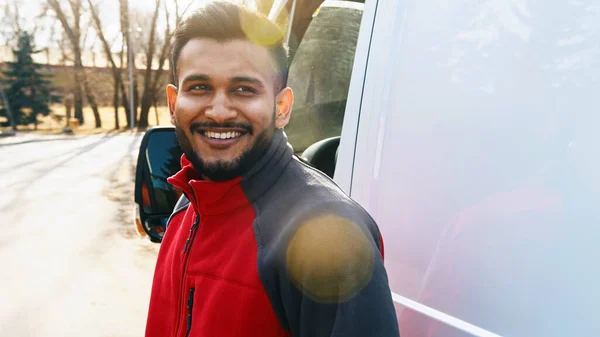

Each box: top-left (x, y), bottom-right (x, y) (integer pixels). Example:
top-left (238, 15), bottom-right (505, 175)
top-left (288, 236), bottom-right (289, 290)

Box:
top-left (134, 126), bottom-right (184, 243)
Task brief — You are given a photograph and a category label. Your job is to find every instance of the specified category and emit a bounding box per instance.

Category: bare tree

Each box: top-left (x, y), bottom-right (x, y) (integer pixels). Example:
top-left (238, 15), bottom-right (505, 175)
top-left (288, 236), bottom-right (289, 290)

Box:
top-left (112, 0), bottom-right (178, 129)
top-left (136, 0), bottom-right (161, 128)
top-left (86, 0), bottom-right (131, 129)
top-left (138, 0), bottom-right (174, 128)
top-left (152, 0), bottom-right (174, 103)
top-left (164, 0), bottom-right (189, 85)
top-left (1, 0), bottom-right (50, 54)
top-left (0, 1), bottom-right (22, 46)
top-left (119, 37), bottom-right (127, 126)
top-left (47, 0), bottom-right (102, 128)
top-left (119, 0), bottom-right (140, 127)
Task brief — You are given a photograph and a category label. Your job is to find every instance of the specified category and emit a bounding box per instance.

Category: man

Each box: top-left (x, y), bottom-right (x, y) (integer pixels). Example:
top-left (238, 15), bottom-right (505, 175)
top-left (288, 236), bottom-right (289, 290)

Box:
top-left (144, 2), bottom-right (400, 337)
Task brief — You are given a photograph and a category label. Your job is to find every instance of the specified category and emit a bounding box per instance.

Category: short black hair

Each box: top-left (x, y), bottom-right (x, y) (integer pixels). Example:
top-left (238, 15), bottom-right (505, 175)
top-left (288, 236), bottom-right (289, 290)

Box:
top-left (171, 1), bottom-right (289, 91)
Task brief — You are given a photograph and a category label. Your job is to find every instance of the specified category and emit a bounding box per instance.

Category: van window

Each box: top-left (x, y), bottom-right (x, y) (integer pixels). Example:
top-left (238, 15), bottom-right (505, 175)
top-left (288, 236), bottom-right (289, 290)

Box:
top-left (349, 1), bottom-right (600, 336)
top-left (285, 1), bottom-right (364, 153)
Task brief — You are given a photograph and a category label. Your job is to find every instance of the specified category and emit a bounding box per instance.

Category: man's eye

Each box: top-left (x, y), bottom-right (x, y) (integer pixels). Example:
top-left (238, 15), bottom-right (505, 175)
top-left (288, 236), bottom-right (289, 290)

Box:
top-left (234, 86), bottom-right (256, 94)
top-left (190, 84), bottom-right (210, 91)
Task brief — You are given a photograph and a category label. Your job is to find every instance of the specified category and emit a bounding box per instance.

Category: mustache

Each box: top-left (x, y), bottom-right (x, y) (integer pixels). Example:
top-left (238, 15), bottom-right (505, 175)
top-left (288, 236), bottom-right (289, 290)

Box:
top-left (190, 121), bottom-right (253, 135)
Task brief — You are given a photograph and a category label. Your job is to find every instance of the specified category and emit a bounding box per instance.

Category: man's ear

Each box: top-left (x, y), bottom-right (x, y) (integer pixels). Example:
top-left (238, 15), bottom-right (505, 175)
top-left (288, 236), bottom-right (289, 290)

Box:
top-left (166, 84), bottom-right (178, 125)
top-left (275, 87), bottom-right (294, 129)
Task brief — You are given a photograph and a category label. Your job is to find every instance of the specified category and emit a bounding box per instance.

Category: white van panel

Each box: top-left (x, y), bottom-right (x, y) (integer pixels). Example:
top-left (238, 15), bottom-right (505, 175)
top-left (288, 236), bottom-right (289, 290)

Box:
top-left (350, 0), bottom-right (600, 336)
top-left (347, 0), bottom-right (407, 208)
top-left (333, 0), bottom-right (380, 193)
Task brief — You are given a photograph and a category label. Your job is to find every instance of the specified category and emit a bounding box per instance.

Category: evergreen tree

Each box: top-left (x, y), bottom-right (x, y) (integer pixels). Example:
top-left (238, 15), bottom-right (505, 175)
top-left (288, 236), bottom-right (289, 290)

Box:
top-left (0, 31), bottom-right (60, 129)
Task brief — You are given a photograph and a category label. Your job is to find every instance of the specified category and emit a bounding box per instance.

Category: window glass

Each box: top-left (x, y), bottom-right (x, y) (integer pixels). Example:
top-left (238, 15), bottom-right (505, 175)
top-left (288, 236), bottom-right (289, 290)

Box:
top-left (353, 1), bottom-right (600, 336)
top-left (146, 131), bottom-right (183, 214)
top-left (285, 1), bottom-right (364, 153)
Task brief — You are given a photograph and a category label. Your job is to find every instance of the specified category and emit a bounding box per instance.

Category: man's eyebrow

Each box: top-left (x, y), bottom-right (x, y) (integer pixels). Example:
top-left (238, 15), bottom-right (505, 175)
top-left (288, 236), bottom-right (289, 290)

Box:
top-left (181, 74), bottom-right (211, 85)
top-left (230, 76), bottom-right (265, 88)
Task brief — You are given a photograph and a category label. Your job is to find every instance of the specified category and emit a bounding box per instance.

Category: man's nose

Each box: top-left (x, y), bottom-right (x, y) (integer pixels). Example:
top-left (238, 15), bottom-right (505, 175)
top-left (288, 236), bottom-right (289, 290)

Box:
top-left (205, 91), bottom-right (237, 123)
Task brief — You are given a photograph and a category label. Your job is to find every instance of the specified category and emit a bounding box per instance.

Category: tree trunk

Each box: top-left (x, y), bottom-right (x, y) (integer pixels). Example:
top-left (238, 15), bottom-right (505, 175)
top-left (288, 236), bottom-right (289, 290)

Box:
top-left (139, 87), bottom-right (152, 128)
top-left (48, 0), bottom-right (94, 126)
top-left (133, 71), bottom-right (139, 125)
top-left (113, 75), bottom-right (120, 129)
top-left (65, 104), bottom-right (71, 127)
top-left (119, 39), bottom-right (131, 128)
top-left (138, 0), bottom-right (161, 128)
top-left (81, 70), bottom-right (101, 128)
top-left (169, 0), bottom-right (179, 85)
top-left (73, 77), bottom-right (84, 124)
top-left (120, 0), bottom-right (138, 127)
top-left (65, 94), bottom-right (73, 127)
top-left (120, 78), bottom-right (131, 127)
top-left (0, 88), bottom-right (17, 131)
top-left (73, 44), bottom-right (101, 128)
top-left (153, 97), bottom-right (160, 125)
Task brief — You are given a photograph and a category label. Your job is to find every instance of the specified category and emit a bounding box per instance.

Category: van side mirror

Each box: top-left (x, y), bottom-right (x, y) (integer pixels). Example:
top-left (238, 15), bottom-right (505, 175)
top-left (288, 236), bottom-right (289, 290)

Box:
top-left (134, 126), bottom-right (184, 243)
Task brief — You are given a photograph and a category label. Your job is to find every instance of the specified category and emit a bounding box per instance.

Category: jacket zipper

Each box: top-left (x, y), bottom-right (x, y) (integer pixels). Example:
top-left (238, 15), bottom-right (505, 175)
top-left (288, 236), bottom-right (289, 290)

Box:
top-left (174, 214), bottom-right (200, 337)
top-left (185, 287), bottom-right (195, 337)
top-left (183, 216), bottom-right (199, 254)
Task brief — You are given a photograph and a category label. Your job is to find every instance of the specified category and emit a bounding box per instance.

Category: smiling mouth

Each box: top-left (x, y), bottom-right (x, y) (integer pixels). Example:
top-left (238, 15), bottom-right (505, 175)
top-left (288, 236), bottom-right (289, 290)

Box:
top-left (196, 129), bottom-right (246, 140)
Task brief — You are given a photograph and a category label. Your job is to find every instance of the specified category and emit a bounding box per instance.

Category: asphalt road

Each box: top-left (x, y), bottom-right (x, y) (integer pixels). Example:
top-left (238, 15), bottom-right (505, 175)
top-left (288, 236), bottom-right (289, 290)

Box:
top-left (0, 132), bottom-right (159, 337)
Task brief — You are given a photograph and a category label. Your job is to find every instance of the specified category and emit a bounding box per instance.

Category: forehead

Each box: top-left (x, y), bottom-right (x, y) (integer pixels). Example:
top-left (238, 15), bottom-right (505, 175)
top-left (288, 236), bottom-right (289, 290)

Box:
top-left (177, 38), bottom-right (278, 84)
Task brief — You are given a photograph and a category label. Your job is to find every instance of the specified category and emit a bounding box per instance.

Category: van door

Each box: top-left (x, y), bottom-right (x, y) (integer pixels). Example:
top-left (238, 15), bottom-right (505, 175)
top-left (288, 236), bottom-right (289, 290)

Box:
top-left (347, 0), bottom-right (600, 336)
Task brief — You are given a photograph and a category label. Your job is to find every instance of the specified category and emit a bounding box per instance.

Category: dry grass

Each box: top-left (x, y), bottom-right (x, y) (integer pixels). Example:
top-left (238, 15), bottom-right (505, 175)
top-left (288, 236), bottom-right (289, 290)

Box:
top-left (2, 105), bottom-right (172, 135)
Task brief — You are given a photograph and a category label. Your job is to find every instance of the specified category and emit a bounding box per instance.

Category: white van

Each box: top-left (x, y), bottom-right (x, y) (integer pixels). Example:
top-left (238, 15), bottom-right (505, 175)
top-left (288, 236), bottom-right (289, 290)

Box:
top-left (135, 1), bottom-right (600, 336)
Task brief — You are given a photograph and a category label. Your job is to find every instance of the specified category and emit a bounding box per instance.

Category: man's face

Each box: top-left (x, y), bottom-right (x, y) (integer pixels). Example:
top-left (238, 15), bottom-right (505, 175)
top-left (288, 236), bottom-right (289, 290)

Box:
top-left (167, 38), bottom-right (293, 181)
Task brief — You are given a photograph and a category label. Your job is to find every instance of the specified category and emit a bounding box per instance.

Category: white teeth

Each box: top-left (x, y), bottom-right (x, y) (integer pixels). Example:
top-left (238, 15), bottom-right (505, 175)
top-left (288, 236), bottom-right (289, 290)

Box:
top-left (203, 131), bottom-right (241, 139)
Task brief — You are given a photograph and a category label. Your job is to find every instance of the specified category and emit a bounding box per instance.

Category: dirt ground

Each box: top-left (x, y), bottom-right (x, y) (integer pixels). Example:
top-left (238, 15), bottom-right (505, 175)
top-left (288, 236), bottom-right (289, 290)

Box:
top-left (1, 105), bottom-right (173, 136)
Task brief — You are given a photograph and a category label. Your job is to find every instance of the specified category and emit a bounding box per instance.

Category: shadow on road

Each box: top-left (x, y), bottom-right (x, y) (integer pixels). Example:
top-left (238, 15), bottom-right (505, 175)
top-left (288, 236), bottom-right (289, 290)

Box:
top-left (101, 132), bottom-right (144, 239)
top-left (0, 130), bottom-right (128, 175)
top-left (0, 135), bottom-right (78, 148)
top-left (0, 130), bottom-right (137, 214)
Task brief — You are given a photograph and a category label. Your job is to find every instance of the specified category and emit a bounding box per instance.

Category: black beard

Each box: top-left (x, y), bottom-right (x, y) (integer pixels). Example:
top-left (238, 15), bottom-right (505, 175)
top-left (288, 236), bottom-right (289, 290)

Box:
top-left (175, 119), bottom-right (275, 182)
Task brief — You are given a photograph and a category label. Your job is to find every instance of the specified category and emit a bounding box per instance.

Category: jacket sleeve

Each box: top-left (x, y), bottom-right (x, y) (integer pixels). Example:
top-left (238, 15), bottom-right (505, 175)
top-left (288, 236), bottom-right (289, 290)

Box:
top-left (272, 204), bottom-right (401, 337)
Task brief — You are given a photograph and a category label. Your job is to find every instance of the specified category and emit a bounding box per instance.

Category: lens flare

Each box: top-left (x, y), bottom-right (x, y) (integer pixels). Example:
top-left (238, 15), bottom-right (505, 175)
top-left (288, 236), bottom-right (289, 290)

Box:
top-left (240, 9), bottom-right (285, 47)
top-left (286, 214), bottom-right (375, 303)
